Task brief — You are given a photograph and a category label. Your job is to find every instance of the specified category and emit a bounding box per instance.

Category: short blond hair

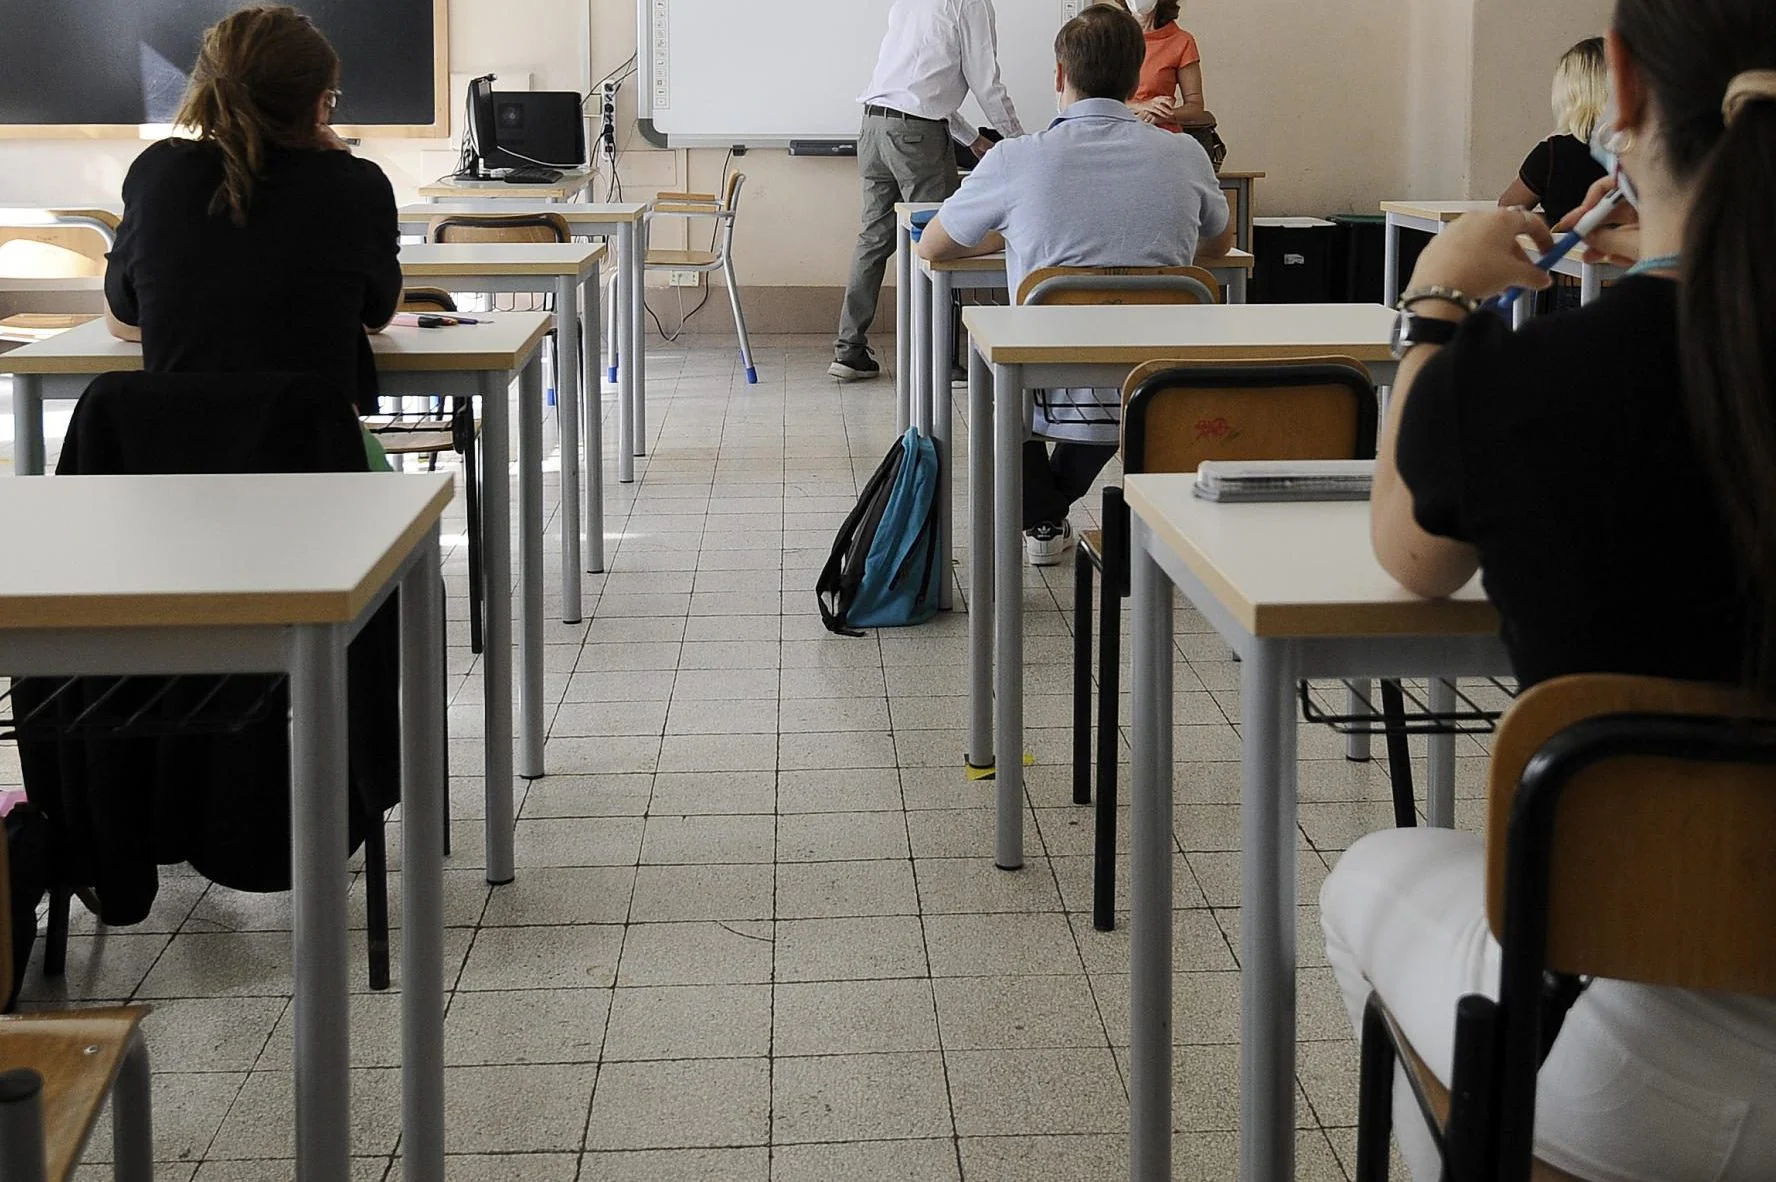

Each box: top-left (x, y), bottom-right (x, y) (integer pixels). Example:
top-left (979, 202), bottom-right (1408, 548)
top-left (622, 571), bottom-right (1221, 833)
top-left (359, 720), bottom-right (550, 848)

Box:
top-left (1552, 37), bottom-right (1607, 140)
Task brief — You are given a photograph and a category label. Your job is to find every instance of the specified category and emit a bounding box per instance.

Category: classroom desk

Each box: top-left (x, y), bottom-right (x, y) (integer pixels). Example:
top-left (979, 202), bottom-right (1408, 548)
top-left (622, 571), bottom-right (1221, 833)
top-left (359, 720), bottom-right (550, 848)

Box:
top-left (959, 303), bottom-right (1401, 875)
top-left (401, 241), bottom-right (607, 604)
top-left (1218, 170), bottom-right (1264, 254)
top-left (415, 171), bottom-right (593, 203)
top-left (0, 313), bottom-right (555, 886)
top-left (1379, 200), bottom-right (1622, 320)
top-left (0, 472), bottom-right (453, 1182)
top-left (1120, 477), bottom-right (1506, 1182)
top-left (0, 206), bottom-right (123, 248)
top-left (399, 201), bottom-right (652, 485)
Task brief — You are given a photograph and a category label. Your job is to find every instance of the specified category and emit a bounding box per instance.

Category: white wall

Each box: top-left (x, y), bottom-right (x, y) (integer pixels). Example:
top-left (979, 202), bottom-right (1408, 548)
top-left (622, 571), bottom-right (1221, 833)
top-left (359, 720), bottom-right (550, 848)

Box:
top-left (0, 0), bottom-right (1622, 300)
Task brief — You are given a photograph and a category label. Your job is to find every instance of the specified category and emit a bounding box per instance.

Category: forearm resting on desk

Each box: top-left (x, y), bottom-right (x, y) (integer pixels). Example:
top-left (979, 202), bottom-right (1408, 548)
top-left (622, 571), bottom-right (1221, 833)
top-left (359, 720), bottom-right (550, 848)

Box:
top-left (915, 218), bottom-right (1003, 262)
top-left (104, 306), bottom-right (141, 343)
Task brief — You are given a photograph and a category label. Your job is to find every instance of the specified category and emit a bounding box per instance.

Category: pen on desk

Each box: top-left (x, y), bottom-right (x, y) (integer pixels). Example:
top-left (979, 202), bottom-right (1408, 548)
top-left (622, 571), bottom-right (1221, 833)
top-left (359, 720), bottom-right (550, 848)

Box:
top-left (1488, 187), bottom-right (1628, 314)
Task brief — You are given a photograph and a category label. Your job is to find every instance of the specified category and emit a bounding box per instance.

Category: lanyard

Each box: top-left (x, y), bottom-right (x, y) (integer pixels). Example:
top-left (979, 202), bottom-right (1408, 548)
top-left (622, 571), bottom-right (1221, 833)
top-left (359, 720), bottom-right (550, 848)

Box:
top-left (1625, 254), bottom-right (1681, 277)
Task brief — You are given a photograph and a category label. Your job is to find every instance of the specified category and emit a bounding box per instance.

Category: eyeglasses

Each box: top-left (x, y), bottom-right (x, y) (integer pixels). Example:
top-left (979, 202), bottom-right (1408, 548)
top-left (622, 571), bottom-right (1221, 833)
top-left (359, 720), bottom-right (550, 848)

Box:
top-left (325, 88), bottom-right (342, 111)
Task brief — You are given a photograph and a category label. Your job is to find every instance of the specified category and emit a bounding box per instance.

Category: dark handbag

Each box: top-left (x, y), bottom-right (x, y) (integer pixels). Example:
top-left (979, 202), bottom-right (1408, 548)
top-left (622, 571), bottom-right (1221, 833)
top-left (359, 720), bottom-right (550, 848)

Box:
top-left (1176, 110), bottom-right (1228, 173)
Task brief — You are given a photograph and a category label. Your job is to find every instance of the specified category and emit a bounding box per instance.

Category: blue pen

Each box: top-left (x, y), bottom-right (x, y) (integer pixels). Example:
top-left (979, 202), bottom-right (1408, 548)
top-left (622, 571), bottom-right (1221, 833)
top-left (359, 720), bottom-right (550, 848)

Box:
top-left (1488, 186), bottom-right (1628, 314)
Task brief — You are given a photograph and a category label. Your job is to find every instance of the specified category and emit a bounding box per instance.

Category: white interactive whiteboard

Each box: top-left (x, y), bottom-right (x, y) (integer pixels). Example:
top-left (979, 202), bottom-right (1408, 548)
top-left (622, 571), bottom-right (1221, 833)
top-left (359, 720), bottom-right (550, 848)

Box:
top-left (639, 0), bottom-right (1084, 147)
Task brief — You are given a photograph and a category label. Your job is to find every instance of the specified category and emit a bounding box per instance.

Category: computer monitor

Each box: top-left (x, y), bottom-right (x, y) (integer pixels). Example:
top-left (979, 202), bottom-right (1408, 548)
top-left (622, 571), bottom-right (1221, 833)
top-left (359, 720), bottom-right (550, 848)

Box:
top-left (485, 92), bottom-right (586, 171)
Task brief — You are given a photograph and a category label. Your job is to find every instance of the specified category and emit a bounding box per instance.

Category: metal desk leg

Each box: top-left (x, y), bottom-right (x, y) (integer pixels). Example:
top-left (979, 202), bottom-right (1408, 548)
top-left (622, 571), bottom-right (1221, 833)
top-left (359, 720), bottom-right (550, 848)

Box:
top-left (289, 623), bottom-right (351, 1182)
top-left (967, 345), bottom-right (995, 772)
top-left (399, 528), bottom-right (446, 1182)
top-left (111, 1032), bottom-right (152, 1182)
top-left (13, 374), bottom-right (44, 476)
top-left (518, 355), bottom-right (547, 781)
top-left (1228, 269), bottom-right (1248, 305)
top-left (616, 223), bottom-right (636, 484)
top-left (1128, 520), bottom-right (1175, 1181)
top-left (1241, 638), bottom-right (1300, 1182)
top-left (934, 323), bottom-right (956, 612)
top-left (1346, 680), bottom-right (1372, 762)
top-left (584, 264), bottom-right (606, 573)
top-left (993, 362), bottom-right (1025, 871)
top-left (479, 371), bottom-right (517, 886)
top-left (911, 262), bottom-right (930, 440)
top-left (632, 214), bottom-right (649, 457)
top-left (896, 222), bottom-right (913, 434)
top-left (1580, 262), bottom-right (1604, 304)
top-left (1383, 214), bottom-right (1401, 308)
top-left (556, 274), bottom-right (584, 622)
top-left (1426, 678), bottom-right (1457, 828)
top-left (927, 269), bottom-right (952, 438)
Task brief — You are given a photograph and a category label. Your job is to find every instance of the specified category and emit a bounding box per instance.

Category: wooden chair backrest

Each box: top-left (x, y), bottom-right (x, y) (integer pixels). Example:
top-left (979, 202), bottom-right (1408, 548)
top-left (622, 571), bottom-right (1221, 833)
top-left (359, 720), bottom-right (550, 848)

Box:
top-left (399, 287), bottom-right (458, 314)
top-left (426, 213), bottom-right (570, 244)
top-left (1486, 674), bottom-right (1776, 994)
top-left (1118, 355), bottom-right (1377, 475)
top-left (1016, 264), bottom-right (1220, 307)
top-left (0, 815), bottom-right (12, 1002)
top-left (0, 228), bottom-right (105, 279)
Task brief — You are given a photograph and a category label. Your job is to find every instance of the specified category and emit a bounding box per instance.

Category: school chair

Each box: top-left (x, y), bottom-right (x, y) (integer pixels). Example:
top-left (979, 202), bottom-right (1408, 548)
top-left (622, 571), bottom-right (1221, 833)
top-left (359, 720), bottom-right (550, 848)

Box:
top-left (426, 210), bottom-right (576, 400)
top-left (1354, 674), bottom-right (1776, 1181)
top-left (645, 172), bottom-right (759, 383)
top-left (366, 287), bottom-right (486, 655)
top-left (1074, 354), bottom-right (1381, 931)
top-left (0, 831), bottom-right (153, 1182)
top-left (14, 372), bottom-right (406, 993)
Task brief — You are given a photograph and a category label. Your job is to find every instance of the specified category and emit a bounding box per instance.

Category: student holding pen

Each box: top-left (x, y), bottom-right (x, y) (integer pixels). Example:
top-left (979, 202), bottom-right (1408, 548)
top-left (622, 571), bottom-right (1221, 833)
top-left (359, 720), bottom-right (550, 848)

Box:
top-left (1326, 0), bottom-right (1776, 1176)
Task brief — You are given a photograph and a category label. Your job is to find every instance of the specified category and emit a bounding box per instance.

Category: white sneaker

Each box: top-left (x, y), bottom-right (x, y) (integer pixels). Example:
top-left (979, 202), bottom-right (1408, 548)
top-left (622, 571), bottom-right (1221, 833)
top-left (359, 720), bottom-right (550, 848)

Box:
top-left (1024, 519), bottom-right (1074, 566)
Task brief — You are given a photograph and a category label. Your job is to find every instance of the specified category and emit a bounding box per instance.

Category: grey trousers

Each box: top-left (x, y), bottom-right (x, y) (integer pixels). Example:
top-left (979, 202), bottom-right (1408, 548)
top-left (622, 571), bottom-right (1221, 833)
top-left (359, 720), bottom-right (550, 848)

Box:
top-left (835, 112), bottom-right (961, 356)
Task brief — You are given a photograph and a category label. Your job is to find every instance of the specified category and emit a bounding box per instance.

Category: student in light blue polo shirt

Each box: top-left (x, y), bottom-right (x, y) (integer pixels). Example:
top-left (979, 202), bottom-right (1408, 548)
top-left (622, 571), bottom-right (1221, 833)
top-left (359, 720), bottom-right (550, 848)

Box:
top-left (918, 2), bottom-right (1231, 565)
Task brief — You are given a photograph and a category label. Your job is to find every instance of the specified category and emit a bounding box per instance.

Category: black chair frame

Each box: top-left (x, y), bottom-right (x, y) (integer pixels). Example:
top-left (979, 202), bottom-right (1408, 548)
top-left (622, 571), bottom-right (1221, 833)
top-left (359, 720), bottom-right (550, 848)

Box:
top-left (1355, 713), bottom-right (1776, 1181)
top-left (1073, 362), bottom-right (1403, 931)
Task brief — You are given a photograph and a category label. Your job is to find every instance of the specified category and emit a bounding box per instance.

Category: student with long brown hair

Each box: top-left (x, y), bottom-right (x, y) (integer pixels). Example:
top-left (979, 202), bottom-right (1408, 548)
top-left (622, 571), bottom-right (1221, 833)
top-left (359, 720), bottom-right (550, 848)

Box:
top-left (1323, 0), bottom-right (1776, 1176)
top-left (105, 4), bottom-right (401, 413)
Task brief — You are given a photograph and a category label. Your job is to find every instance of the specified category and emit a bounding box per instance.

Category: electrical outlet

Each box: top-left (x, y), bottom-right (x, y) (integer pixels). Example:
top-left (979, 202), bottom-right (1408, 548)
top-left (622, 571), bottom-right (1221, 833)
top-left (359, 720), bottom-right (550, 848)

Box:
top-left (668, 271), bottom-right (701, 287)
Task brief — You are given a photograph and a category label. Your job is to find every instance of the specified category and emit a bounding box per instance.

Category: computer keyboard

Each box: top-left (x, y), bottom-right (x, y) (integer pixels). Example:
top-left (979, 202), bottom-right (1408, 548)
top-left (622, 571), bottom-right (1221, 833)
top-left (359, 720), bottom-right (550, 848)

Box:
top-left (502, 166), bottom-right (565, 185)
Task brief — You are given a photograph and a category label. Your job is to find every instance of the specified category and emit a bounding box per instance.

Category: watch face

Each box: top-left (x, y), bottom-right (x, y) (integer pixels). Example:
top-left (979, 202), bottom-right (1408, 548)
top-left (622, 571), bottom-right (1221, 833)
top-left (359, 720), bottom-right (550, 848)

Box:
top-left (1390, 310), bottom-right (1410, 360)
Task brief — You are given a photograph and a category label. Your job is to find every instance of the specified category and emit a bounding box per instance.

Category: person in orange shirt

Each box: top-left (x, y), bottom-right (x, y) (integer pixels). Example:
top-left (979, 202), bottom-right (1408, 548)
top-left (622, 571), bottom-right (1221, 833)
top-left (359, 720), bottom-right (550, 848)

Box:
top-left (1104, 0), bottom-right (1204, 131)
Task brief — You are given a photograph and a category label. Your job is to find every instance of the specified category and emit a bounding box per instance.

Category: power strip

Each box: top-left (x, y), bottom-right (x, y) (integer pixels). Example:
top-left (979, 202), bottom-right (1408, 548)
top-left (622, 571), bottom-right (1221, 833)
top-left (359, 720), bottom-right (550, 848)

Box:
top-left (599, 80), bottom-right (619, 163)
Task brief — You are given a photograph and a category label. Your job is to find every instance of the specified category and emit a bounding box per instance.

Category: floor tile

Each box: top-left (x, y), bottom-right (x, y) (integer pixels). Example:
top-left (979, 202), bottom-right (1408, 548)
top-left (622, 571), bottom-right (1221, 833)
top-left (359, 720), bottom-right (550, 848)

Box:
top-left (771, 1052), bottom-right (953, 1144)
top-left (772, 977), bottom-right (940, 1055)
top-left (773, 915), bottom-right (929, 981)
top-left (602, 982), bottom-right (772, 1061)
top-left (617, 921), bottom-right (774, 986)
top-left (776, 811), bottom-right (909, 862)
top-left (445, 988), bottom-right (612, 1065)
top-left (580, 1148), bottom-right (770, 1181)
top-left (640, 813), bottom-right (776, 864)
top-left (945, 1047), bottom-right (1128, 1136)
top-left (771, 1139), bottom-right (959, 1182)
top-left (773, 859), bottom-right (919, 919)
top-left (457, 924), bottom-right (624, 991)
top-left (585, 1058), bottom-right (770, 1150)
top-left (443, 1063), bottom-right (598, 1153)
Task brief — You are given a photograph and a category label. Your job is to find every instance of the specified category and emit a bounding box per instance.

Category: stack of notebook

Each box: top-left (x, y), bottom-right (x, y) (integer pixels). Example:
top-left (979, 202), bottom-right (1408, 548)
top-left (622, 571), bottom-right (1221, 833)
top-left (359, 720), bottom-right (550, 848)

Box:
top-left (1193, 459), bottom-right (1376, 503)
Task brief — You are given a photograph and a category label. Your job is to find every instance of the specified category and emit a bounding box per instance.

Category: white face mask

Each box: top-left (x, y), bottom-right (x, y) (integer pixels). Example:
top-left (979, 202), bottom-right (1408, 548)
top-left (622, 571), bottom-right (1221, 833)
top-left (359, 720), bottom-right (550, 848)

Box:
top-left (1131, 0), bottom-right (1159, 13)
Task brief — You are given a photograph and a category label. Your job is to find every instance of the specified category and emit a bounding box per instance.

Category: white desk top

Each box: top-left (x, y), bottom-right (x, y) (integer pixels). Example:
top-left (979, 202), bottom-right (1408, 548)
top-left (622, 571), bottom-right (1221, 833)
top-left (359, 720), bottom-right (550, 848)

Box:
top-left (0, 277), bottom-right (104, 293)
top-left (961, 303), bottom-right (1398, 366)
top-left (415, 172), bottom-right (592, 202)
top-left (400, 241), bottom-right (606, 279)
top-left (1380, 200), bottom-right (1496, 222)
top-left (0, 473), bottom-right (452, 629)
top-left (1124, 473), bottom-right (1496, 638)
top-left (399, 201), bottom-right (647, 228)
top-left (0, 312), bottom-right (553, 377)
top-left (0, 206), bottom-right (123, 230)
top-left (918, 249), bottom-right (1255, 276)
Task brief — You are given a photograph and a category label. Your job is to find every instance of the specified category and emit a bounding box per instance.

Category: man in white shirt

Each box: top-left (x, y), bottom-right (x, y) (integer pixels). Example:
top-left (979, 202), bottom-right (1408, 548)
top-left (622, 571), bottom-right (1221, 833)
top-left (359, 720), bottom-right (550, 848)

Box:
top-left (830, 0), bottom-right (1025, 382)
top-left (917, 3), bottom-right (1231, 564)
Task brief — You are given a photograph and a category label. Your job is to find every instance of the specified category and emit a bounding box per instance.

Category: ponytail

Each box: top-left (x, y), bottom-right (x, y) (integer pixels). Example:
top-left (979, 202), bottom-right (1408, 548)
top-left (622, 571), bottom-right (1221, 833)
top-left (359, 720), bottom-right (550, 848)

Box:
top-left (173, 5), bottom-right (341, 227)
top-left (1679, 98), bottom-right (1776, 689)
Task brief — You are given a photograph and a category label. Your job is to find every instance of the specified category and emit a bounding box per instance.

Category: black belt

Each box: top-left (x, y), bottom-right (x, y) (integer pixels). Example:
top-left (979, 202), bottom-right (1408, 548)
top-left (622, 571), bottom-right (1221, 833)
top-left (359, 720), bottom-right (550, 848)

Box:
top-left (865, 104), bottom-right (944, 125)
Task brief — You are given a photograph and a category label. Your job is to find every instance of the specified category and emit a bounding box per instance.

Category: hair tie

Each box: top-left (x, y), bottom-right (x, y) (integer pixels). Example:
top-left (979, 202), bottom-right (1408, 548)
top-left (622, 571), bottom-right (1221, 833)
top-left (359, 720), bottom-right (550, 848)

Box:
top-left (1723, 70), bottom-right (1776, 127)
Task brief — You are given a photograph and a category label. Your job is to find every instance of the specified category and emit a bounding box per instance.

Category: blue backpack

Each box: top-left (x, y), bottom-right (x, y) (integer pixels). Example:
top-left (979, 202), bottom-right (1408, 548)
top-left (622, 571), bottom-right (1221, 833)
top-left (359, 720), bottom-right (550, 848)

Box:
top-left (817, 428), bottom-right (943, 635)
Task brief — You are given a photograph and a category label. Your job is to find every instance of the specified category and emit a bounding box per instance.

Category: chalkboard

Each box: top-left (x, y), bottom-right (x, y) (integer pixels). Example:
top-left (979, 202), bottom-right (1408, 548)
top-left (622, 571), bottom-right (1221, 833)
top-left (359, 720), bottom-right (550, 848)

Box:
top-left (0, 0), bottom-right (447, 134)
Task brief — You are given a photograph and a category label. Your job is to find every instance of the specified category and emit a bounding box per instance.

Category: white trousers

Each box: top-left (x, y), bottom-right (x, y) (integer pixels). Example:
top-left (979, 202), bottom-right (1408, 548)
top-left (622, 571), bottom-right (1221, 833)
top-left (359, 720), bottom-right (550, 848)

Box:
top-left (1321, 827), bottom-right (1776, 1182)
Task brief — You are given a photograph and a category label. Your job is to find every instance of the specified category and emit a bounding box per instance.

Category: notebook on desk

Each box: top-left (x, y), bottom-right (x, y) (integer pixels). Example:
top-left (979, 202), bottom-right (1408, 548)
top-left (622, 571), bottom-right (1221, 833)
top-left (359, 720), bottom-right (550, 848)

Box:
top-left (1193, 459), bottom-right (1374, 503)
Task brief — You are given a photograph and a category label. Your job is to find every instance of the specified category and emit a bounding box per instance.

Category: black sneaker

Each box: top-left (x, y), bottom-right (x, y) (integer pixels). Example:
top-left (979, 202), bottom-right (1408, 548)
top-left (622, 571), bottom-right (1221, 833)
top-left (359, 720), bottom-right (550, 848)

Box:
top-left (829, 348), bottom-right (882, 382)
top-left (1024, 519), bottom-right (1074, 567)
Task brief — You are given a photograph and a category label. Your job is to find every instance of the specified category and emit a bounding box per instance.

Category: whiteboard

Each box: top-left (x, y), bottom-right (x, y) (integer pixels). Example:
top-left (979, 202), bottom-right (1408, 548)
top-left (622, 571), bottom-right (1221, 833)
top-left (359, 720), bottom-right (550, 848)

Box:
top-left (639, 0), bottom-right (1084, 146)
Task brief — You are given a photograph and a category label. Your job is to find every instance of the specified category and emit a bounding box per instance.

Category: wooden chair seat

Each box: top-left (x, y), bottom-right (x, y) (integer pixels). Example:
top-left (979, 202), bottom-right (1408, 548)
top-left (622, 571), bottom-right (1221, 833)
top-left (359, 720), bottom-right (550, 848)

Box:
top-left (374, 429), bottom-right (458, 457)
top-left (0, 1006), bottom-right (150, 1182)
top-left (645, 247), bottom-right (720, 269)
top-left (1079, 527), bottom-right (1105, 568)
